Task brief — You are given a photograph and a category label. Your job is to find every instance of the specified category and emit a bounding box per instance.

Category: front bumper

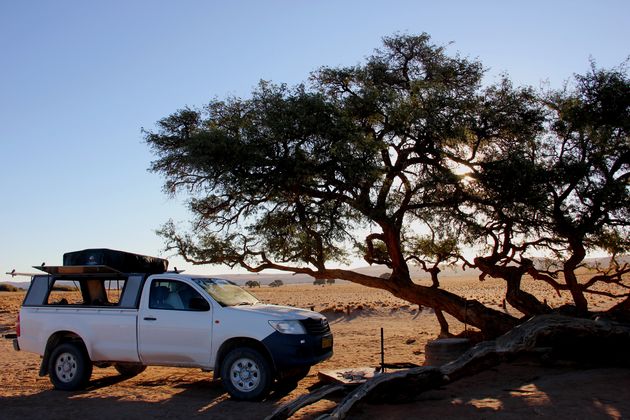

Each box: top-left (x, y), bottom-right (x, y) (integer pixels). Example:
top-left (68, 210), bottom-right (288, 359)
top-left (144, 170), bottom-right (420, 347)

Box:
top-left (263, 331), bottom-right (333, 369)
top-left (3, 333), bottom-right (19, 351)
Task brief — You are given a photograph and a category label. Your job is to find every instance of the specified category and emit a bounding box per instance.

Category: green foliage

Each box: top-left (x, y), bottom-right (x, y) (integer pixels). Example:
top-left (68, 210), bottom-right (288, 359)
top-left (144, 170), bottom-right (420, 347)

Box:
top-left (313, 278), bottom-right (335, 285)
top-left (146, 33), bottom-right (510, 273)
top-left (0, 283), bottom-right (19, 292)
top-left (147, 33), bottom-right (629, 327)
top-left (52, 285), bottom-right (78, 292)
top-left (545, 62), bottom-right (630, 254)
top-left (245, 280), bottom-right (260, 288)
top-left (269, 280), bottom-right (284, 288)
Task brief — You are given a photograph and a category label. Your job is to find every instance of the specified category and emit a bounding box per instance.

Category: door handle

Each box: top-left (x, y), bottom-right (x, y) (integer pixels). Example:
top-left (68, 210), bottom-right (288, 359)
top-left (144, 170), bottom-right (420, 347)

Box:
top-left (143, 317), bottom-right (157, 321)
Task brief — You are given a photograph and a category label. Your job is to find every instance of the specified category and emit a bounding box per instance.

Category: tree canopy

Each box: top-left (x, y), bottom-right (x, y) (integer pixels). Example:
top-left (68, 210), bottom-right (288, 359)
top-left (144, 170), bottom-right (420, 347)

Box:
top-left (146, 34), bottom-right (629, 338)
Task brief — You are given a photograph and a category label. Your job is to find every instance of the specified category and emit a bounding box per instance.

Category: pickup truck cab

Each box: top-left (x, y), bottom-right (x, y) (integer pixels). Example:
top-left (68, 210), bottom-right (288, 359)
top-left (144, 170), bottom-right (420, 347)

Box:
top-left (14, 249), bottom-right (333, 400)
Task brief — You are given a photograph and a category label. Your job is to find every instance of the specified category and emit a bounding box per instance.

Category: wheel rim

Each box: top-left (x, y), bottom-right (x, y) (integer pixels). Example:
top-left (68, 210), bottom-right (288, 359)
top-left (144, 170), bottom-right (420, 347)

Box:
top-left (229, 357), bottom-right (261, 392)
top-left (55, 352), bottom-right (78, 383)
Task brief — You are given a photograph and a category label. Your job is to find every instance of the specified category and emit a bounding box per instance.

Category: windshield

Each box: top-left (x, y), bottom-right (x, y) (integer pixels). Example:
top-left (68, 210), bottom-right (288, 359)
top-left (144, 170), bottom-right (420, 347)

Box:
top-left (192, 278), bottom-right (259, 307)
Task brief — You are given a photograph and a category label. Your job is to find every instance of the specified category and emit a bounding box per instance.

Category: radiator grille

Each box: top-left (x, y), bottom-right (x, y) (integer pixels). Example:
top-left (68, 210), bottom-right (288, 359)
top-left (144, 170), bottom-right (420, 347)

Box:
top-left (300, 317), bottom-right (330, 335)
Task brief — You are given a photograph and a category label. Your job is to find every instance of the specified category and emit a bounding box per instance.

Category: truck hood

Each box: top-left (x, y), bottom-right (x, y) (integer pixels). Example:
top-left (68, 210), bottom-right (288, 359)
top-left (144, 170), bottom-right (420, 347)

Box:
top-left (227, 304), bottom-right (324, 320)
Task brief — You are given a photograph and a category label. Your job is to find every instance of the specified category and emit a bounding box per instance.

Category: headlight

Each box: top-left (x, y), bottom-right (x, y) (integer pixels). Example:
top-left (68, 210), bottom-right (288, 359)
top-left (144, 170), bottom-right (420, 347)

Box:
top-left (268, 320), bottom-right (306, 335)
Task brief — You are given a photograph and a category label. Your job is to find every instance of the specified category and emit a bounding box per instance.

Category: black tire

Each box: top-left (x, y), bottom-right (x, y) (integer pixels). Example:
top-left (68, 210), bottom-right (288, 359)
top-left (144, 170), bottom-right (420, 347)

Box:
top-left (48, 342), bottom-right (92, 391)
top-left (220, 347), bottom-right (273, 401)
top-left (114, 363), bottom-right (147, 377)
top-left (278, 365), bottom-right (310, 384)
top-left (275, 366), bottom-right (310, 393)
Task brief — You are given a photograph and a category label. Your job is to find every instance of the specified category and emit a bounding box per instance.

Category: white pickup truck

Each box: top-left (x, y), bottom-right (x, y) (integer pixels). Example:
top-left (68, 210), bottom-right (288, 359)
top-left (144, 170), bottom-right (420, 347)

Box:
top-left (13, 249), bottom-right (333, 400)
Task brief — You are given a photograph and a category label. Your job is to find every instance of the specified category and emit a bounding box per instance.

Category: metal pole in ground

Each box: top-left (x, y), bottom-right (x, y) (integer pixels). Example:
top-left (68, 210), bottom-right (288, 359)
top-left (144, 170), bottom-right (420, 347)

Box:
top-left (380, 327), bottom-right (385, 373)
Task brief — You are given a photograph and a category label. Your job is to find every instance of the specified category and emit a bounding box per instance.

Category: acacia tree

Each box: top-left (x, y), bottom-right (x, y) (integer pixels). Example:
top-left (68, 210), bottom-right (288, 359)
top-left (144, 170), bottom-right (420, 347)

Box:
top-left (459, 63), bottom-right (630, 320)
top-left (146, 34), bottom-right (629, 338)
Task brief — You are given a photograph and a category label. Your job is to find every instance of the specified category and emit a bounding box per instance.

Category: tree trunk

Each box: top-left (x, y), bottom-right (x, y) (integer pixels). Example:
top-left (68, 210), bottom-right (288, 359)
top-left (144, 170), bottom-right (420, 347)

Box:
top-left (563, 241), bottom-right (589, 312)
top-left (504, 274), bottom-right (551, 316)
top-left (381, 224), bottom-right (411, 282)
top-left (435, 309), bottom-right (451, 337)
top-left (607, 296), bottom-right (630, 322)
top-left (429, 266), bottom-right (440, 288)
top-left (322, 268), bottom-right (519, 338)
top-left (474, 257), bottom-right (551, 317)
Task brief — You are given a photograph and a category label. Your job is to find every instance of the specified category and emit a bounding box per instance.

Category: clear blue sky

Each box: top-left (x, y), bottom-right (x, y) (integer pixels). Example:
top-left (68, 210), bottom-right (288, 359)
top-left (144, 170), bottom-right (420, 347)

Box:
top-left (1, 1), bottom-right (628, 277)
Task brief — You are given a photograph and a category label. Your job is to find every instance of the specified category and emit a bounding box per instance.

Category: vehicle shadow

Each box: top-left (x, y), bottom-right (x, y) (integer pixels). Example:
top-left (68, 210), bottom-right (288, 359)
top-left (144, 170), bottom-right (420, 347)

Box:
top-left (0, 368), bottom-right (313, 420)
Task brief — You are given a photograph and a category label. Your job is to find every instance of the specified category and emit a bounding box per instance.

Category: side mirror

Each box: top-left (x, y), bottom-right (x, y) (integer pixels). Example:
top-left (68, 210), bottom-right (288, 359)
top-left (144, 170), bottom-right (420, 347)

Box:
top-left (189, 297), bottom-right (210, 311)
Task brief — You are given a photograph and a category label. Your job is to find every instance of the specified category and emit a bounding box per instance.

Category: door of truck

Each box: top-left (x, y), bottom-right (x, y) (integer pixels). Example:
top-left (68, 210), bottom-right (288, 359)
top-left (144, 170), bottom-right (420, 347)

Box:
top-left (138, 278), bottom-right (213, 367)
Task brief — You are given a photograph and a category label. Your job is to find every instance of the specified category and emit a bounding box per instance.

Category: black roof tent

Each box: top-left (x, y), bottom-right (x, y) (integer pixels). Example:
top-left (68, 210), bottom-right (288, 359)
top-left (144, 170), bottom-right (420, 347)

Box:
top-left (33, 248), bottom-right (168, 275)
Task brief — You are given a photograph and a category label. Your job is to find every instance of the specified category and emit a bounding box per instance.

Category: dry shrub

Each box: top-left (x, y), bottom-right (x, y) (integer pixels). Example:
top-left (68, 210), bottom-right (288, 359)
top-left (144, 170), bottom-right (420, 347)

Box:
top-left (0, 283), bottom-right (19, 292)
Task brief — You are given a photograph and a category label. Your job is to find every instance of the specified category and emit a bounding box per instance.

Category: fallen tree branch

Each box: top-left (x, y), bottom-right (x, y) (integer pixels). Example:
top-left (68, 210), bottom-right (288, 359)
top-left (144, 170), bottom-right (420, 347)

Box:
top-left (316, 314), bottom-right (630, 419)
top-left (264, 384), bottom-right (346, 420)
top-left (322, 367), bottom-right (444, 419)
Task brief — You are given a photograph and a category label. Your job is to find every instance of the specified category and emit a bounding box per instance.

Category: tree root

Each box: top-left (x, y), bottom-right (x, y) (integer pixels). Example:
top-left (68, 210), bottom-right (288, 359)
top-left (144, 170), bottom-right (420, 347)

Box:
top-left (264, 384), bottom-right (346, 420)
top-left (274, 314), bottom-right (630, 420)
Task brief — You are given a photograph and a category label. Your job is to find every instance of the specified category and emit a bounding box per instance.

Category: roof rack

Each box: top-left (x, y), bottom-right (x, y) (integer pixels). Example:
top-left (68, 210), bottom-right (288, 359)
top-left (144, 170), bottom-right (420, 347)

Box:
top-left (33, 265), bottom-right (123, 275)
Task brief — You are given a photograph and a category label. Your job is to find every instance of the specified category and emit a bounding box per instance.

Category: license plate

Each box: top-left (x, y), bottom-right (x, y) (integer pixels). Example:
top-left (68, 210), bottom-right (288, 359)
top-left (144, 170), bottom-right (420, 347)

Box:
top-left (322, 336), bottom-right (333, 349)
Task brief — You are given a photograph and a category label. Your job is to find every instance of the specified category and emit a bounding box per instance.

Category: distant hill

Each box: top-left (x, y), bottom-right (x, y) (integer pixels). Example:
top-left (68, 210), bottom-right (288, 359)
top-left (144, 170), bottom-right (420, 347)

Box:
top-left (1, 281), bottom-right (29, 290)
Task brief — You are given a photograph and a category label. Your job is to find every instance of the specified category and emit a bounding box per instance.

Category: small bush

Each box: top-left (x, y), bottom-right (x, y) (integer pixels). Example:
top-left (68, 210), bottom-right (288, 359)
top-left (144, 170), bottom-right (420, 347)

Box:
top-left (52, 285), bottom-right (77, 292)
top-left (0, 283), bottom-right (19, 292)
top-left (269, 280), bottom-right (284, 288)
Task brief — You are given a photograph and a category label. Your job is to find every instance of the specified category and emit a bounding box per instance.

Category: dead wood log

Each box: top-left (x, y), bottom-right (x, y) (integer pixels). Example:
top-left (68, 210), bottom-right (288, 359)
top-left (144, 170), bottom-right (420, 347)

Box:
top-left (442, 314), bottom-right (630, 379)
top-left (320, 314), bottom-right (630, 419)
top-left (320, 367), bottom-right (444, 419)
top-left (264, 384), bottom-right (346, 420)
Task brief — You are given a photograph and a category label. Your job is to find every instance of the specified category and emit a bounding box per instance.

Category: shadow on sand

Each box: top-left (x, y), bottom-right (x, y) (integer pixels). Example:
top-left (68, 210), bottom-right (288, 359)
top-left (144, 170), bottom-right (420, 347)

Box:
top-left (0, 370), bottom-right (307, 420)
top-left (4, 361), bottom-right (629, 419)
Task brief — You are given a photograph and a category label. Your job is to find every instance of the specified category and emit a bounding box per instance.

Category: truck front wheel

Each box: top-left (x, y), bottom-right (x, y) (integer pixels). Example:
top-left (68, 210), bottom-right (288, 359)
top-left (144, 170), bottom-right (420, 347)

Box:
top-left (221, 348), bottom-right (273, 401)
top-left (278, 365), bottom-right (310, 385)
top-left (48, 342), bottom-right (92, 391)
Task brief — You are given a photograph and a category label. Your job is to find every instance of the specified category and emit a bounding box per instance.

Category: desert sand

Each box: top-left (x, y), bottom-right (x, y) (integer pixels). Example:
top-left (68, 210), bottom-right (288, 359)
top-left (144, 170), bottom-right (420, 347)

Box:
top-left (1, 276), bottom-right (629, 419)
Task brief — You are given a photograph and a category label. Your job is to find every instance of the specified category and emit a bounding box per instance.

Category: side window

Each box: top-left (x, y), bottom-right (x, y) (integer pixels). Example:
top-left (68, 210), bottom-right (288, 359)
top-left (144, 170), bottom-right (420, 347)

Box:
top-left (46, 280), bottom-right (82, 305)
top-left (149, 280), bottom-right (208, 311)
top-left (45, 279), bottom-right (126, 306)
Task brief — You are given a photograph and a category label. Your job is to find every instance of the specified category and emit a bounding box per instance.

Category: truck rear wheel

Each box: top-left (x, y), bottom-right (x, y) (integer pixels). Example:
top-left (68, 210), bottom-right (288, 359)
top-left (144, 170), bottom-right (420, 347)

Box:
top-left (114, 363), bottom-right (147, 377)
top-left (49, 342), bottom-right (92, 391)
top-left (221, 347), bottom-right (273, 401)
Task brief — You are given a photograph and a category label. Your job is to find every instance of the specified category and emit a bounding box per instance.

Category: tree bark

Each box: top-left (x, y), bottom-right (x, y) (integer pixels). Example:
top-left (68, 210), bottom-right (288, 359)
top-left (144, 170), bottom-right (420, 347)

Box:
top-left (318, 314), bottom-right (630, 419)
top-left (321, 268), bottom-right (520, 338)
top-left (563, 240), bottom-right (589, 312)
top-left (264, 384), bottom-right (346, 420)
top-left (323, 367), bottom-right (445, 419)
top-left (435, 309), bottom-right (451, 337)
top-left (474, 257), bottom-right (551, 316)
top-left (429, 266), bottom-right (440, 288)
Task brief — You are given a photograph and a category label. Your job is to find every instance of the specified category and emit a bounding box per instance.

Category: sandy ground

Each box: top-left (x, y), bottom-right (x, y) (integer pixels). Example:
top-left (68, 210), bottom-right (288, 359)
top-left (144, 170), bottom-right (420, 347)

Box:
top-left (1, 277), bottom-right (629, 419)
